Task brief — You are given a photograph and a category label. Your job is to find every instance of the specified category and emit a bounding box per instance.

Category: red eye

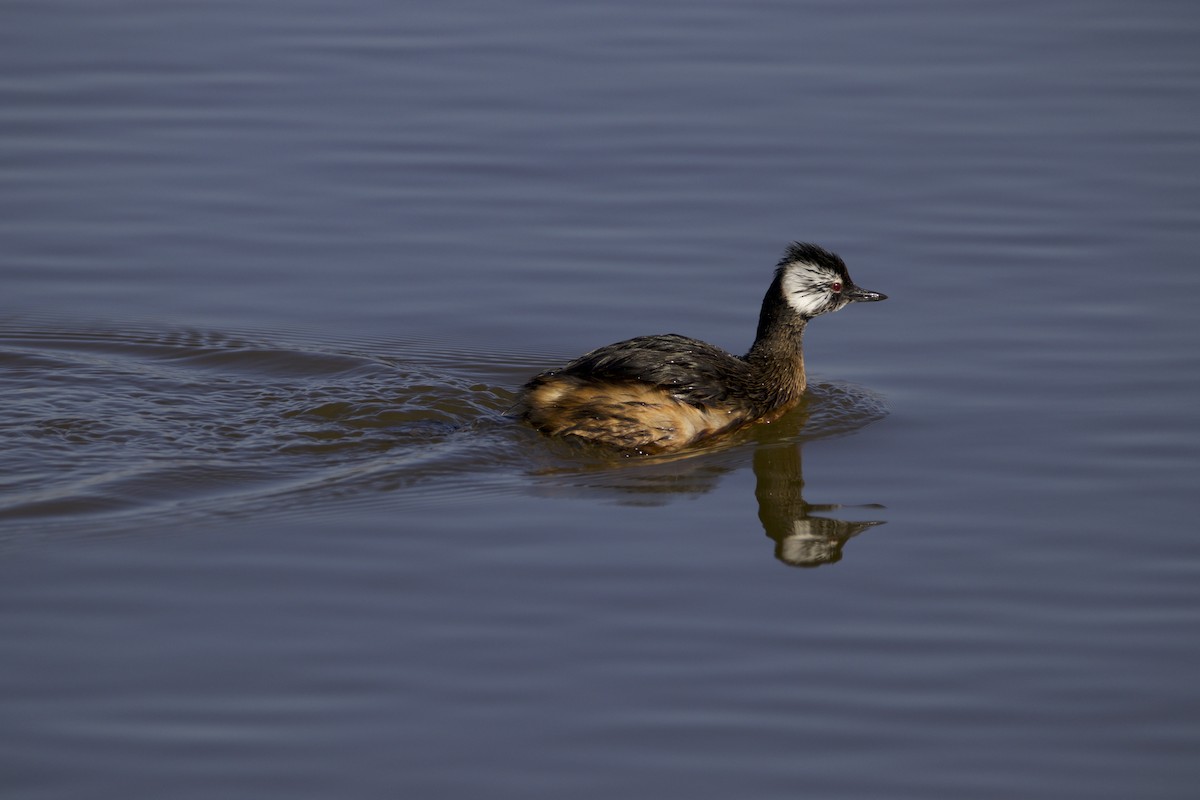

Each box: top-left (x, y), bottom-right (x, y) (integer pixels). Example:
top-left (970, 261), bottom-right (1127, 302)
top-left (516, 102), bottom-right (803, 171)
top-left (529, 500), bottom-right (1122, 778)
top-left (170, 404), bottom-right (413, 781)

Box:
top-left (831, 281), bottom-right (843, 293)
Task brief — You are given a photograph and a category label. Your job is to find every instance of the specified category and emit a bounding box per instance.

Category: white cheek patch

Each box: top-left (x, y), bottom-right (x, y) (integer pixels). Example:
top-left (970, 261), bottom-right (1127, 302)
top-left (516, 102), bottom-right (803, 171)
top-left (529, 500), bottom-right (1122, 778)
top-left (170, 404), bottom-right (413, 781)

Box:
top-left (781, 267), bottom-right (831, 317)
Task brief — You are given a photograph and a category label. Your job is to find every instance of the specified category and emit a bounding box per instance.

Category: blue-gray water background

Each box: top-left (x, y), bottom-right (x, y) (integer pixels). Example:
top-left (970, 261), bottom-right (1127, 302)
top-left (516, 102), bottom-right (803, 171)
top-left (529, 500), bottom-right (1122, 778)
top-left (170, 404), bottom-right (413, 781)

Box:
top-left (3, 1), bottom-right (1199, 798)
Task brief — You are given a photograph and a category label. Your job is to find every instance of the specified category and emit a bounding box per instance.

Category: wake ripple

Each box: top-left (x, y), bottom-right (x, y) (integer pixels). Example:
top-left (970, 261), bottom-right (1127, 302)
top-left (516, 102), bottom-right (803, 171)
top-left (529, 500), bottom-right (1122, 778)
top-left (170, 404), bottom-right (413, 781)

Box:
top-left (0, 320), bottom-right (887, 540)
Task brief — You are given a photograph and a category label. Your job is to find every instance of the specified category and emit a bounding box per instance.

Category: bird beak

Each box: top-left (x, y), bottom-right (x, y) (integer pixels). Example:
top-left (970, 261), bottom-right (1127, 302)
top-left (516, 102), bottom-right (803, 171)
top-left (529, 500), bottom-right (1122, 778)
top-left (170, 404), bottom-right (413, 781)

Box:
top-left (848, 286), bottom-right (887, 302)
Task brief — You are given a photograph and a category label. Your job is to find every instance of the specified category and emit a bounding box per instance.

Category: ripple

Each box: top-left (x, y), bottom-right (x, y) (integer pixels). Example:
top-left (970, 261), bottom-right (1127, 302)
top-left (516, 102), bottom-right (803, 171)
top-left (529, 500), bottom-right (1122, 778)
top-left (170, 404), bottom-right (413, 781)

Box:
top-left (0, 320), bottom-right (887, 540)
top-left (0, 321), bottom-right (518, 533)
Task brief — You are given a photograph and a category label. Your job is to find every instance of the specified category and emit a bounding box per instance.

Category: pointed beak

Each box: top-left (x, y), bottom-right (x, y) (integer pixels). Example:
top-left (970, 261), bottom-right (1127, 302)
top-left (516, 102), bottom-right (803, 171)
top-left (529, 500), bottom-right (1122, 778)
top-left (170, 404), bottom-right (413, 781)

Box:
top-left (847, 286), bottom-right (887, 302)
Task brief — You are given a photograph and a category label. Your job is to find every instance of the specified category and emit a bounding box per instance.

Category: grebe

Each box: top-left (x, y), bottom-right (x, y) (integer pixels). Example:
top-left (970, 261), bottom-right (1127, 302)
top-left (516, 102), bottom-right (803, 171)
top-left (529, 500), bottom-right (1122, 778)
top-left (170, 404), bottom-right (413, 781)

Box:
top-left (519, 242), bottom-right (886, 453)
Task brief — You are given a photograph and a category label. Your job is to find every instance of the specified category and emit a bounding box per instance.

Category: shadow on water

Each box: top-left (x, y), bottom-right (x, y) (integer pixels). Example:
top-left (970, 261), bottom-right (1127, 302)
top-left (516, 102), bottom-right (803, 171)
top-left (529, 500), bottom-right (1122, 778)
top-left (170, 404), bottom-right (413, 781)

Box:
top-left (0, 319), bottom-right (887, 566)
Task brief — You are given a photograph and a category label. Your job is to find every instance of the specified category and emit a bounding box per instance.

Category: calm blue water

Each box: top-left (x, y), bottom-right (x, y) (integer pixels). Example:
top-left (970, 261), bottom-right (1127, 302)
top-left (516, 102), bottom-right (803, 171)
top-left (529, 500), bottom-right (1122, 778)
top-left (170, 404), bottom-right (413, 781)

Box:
top-left (3, 1), bottom-right (1200, 798)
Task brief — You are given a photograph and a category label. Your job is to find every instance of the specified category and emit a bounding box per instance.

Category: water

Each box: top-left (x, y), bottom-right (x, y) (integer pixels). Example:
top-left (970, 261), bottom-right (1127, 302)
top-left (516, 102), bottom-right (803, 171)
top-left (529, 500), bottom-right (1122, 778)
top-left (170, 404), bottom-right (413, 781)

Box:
top-left (3, 1), bottom-right (1200, 797)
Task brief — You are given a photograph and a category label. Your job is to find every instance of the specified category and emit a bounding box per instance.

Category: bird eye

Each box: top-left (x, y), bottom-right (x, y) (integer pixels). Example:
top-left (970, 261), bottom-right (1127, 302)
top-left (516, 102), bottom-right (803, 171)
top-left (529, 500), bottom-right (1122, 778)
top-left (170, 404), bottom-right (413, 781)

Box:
top-left (830, 281), bottom-right (843, 293)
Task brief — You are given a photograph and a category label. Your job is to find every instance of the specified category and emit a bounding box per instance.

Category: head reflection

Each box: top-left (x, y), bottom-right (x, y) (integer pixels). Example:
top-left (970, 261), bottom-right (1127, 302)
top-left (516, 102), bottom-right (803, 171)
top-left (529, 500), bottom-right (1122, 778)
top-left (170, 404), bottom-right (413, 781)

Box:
top-left (753, 444), bottom-right (884, 567)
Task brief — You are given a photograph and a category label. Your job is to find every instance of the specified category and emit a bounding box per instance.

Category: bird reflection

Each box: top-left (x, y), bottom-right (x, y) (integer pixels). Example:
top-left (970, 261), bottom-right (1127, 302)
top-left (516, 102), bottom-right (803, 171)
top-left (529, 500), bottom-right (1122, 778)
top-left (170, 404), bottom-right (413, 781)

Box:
top-left (753, 443), bottom-right (884, 567)
top-left (527, 431), bottom-right (885, 567)
top-left (522, 380), bottom-right (887, 566)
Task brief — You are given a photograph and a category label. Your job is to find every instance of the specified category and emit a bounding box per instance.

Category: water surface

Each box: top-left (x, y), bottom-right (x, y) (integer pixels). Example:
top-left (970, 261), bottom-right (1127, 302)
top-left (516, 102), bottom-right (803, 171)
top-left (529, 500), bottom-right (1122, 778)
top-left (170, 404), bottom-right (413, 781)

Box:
top-left (3, 1), bottom-right (1200, 798)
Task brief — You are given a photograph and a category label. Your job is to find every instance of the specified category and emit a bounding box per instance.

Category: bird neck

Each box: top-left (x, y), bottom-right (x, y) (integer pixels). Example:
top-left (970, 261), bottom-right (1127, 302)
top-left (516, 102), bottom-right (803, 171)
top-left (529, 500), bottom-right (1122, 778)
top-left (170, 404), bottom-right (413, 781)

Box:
top-left (744, 313), bottom-right (808, 413)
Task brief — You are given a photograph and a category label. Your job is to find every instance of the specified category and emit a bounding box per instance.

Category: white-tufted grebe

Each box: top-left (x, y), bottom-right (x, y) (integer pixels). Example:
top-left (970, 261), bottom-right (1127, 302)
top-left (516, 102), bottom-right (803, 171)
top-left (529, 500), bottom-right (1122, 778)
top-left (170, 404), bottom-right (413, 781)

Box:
top-left (518, 242), bottom-right (886, 453)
